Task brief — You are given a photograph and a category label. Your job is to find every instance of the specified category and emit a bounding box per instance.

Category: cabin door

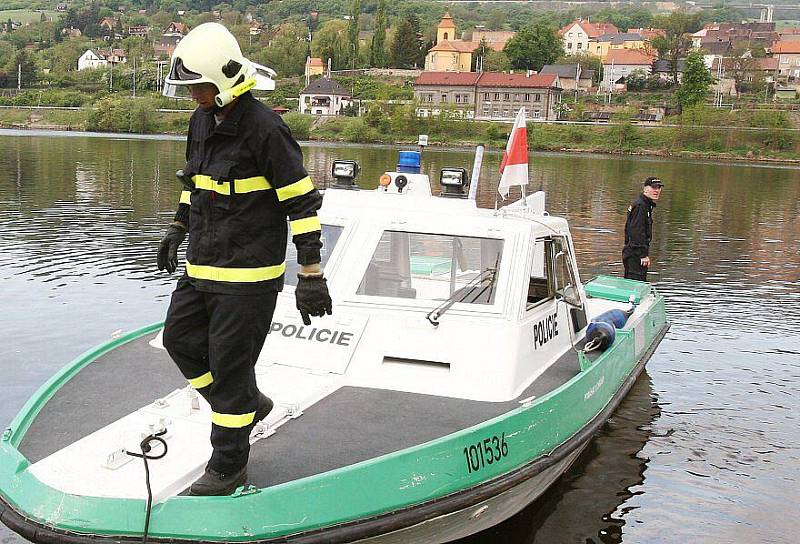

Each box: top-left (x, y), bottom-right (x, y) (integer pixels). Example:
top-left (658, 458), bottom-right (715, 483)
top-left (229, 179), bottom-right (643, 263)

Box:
top-left (526, 236), bottom-right (586, 333)
top-left (550, 235), bottom-right (587, 333)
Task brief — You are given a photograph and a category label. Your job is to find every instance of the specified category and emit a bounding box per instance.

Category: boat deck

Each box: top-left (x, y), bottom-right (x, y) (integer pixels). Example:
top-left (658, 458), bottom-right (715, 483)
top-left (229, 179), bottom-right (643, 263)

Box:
top-left (19, 332), bottom-right (583, 488)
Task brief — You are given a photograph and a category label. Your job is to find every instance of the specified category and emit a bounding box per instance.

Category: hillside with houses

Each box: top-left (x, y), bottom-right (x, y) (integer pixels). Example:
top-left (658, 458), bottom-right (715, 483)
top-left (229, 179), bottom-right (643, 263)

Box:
top-left (2, 1), bottom-right (800, 160)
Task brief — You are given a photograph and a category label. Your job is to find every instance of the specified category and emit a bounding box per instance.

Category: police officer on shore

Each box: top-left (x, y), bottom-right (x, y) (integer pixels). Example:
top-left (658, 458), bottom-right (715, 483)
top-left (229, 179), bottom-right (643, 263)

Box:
top-left (623, 176), bottom-right (663, 282)
top-left (156, 23), bottom-right (332, 496)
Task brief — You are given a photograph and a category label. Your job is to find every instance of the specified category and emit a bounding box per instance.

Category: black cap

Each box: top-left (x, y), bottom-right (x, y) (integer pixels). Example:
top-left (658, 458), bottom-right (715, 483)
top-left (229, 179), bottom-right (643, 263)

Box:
top-left (644, 176), bottom-right (664, 188)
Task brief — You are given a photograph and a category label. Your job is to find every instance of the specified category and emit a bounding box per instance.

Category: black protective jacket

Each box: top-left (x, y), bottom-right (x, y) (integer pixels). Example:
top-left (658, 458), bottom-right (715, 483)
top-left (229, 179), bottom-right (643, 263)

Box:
top-left (173, 92), bottom-right (322, 294)
top-left (623, 193), bottom-right (655, 260)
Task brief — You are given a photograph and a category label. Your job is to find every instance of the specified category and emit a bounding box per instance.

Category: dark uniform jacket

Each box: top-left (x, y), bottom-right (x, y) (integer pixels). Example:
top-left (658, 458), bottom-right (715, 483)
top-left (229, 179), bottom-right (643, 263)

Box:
top-left (173, 92), bottom-right (322, 294)
top-left (623, 193), bottom-right (655, 260)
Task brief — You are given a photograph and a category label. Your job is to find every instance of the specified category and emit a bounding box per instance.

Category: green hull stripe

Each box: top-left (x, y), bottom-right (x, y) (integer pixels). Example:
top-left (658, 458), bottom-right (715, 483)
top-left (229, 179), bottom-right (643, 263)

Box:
top-left (0, 298), bottom-right (668, 542)
top-left (4, 322), bottom-right (164, 449)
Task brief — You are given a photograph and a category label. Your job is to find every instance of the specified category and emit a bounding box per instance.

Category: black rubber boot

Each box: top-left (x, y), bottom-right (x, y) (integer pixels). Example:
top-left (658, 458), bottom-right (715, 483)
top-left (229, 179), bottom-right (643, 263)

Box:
top-left (189, 466), bottom-right (247, 496)
top-left (255, 393), bottom-right (273, 422)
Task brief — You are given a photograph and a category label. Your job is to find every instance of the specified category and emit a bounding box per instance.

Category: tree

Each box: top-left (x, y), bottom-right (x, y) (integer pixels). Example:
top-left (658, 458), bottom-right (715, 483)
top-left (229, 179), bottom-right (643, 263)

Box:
top-left (313, 20), bottom-right (350, 71)
top-left (503, 20), bottom-right (562, 71)
top-left (556, 51), bottom-right (602, 84)
top-left (474, 38), bottom-right (490, 71)
top-left (676, 50), bottom-right (714, 110)
top-left (407, 14), bottom-right (426, 68)
top-left (594, 6), bottom-right (653, 31)
top-left (370, 0), bottom-right (387, 68)
top-left (650, 10), bottom-right (702, 85)
top-left (484, 50), bottom-right (511, 72)
top-left (347, 0), bottom-right (361, 69)
top-left (487, 8), bottom-right (506, 30)
top-left (726, 57), bottom-right (766, 96)
top-left (256, 23), bottom-right (308, 78)
top-left (626, 69), bottom-right (648, 91)
top-left (14, 50), bottom-right (37, 87)
top-left (389, 18), bottom-right (422, 69)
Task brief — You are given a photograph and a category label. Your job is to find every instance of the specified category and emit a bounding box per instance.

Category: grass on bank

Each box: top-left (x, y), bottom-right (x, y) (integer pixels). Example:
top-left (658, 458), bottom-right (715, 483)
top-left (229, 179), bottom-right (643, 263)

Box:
top-left (0, 9), bottom-right (57, 24)
top-left (1, 101), bottom-right (798, 161)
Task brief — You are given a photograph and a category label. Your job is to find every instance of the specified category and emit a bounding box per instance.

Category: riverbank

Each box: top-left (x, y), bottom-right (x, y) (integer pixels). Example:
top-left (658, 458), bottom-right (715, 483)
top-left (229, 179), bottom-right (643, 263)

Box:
top-left (3, 106), bottom-right (800, 165)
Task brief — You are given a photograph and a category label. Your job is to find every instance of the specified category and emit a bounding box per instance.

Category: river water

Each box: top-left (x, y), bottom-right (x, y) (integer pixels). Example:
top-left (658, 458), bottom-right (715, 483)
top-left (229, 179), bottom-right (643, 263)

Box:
top-left (0, 129), bottom-right (798, 543)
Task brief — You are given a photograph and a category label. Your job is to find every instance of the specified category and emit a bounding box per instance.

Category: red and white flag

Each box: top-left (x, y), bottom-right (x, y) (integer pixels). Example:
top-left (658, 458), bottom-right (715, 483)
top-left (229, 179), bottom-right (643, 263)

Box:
top-left (498, 107), bottom-right (529, 199)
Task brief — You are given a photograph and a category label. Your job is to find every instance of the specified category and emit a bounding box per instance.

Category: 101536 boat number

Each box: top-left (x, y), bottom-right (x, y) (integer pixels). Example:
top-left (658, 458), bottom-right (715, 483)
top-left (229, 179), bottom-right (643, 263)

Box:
top-left (463, 432), bottom-right (508, 473)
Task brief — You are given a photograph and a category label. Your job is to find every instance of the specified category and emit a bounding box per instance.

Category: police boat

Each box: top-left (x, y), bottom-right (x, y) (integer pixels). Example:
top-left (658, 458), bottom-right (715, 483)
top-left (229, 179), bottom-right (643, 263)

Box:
top-left (0, 148), bottom-right (669, 544)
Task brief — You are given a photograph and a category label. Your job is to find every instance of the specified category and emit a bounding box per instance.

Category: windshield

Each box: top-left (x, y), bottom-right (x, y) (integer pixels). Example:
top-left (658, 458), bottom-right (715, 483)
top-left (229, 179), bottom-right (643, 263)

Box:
top-left (357, 231), bottom-right (503, 304)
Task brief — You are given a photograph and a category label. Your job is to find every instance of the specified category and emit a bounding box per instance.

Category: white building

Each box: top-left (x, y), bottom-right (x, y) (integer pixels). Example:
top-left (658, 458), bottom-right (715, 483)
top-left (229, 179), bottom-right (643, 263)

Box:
top-left (299, 78), bottom-right (352, 116)
top-left (601, 49), bottom-right (655, 87)
top-left (77, 49), bottom-right (127, 71)
top-left (558, 19), bottom-right (619, 54)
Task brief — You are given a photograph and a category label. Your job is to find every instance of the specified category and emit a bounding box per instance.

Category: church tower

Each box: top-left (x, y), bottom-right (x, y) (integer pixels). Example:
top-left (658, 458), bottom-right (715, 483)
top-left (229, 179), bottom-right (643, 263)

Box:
top-left (436, 12), bottom-right (456, 44)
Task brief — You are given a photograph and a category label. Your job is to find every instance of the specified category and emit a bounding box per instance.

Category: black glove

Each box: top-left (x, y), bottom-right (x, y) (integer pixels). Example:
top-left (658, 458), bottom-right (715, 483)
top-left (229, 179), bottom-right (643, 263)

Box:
top-left (295, 274), bottom-right (333, 325)
top-left (157, 223), bottom-right (186, 274)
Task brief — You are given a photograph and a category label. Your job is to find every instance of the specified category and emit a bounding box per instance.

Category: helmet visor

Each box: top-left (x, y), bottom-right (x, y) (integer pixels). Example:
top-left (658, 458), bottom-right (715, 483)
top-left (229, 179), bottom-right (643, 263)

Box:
top-left (251, 62), bottom-right (277, 91)
top-left (162, 81), bottom-right (194, 100)
top-left (167, 57), bottom-right (202, 82)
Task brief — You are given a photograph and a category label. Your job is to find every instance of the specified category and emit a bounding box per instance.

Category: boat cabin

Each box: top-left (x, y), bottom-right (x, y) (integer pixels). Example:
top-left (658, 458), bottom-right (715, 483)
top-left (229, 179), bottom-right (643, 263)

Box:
top-left (265, 159), bottom-right (588, 404)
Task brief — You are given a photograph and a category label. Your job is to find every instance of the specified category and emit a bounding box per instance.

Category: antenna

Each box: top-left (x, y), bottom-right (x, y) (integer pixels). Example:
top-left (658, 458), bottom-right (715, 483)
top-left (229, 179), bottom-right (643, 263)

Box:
top-left (468, 144), bottom-right (484, 200)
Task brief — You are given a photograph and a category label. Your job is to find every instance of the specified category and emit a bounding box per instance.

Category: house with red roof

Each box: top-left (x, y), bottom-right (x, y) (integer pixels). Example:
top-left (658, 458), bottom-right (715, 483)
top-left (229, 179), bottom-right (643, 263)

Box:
top-left (710, 56), bottom-right (777, 96)
top-left (77, 48), bottom-right (127, 71)
top-left (414, 71), bottom-right (563, 121)
top-left (772, 40), bottom-right (800, 81)
top-left (155, 22), bottom-right (189, 58)
top-left (629, 28), bottom-right (666, 42)
top-left (305, 56), bottom-right (325, 78)
top-left (602, 49), bottom-right (656, 87)
top-left (559, 19), bottom-right (619, 54)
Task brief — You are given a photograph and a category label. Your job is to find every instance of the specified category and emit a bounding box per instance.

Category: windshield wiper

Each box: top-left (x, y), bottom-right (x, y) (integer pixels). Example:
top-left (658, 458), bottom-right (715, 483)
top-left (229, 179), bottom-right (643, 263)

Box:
top-left (426, 259), bottom-right (499, 327)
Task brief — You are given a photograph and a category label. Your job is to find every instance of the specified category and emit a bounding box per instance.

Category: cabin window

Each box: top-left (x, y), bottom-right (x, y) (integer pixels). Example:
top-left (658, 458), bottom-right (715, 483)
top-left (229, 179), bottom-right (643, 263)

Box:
top-left (357, 231), bottom-right (503, 304)
top-left (284, 224), bottom-right (344, 286)
top-left (551, 236), bottom-right (581, 307)
top-left (526, 236), bottom-right (580, 309)
top-left (527, 239), bottom-right (552, 309)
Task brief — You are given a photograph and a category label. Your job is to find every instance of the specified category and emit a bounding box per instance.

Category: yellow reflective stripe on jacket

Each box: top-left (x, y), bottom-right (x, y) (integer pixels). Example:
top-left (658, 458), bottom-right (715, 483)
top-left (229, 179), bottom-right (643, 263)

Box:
top-left (188, 371), bottom-right (213, 389)
top-left (186, 261), bottom-right (286, 283)
top-left (192, 175), bottom-right (271, 196)
top-left (212, 411), bottom-right (255, 428)
top-left (290, 216), bottom-right (321, 235)
top-left (193, 174), bottom-right (230, 195)
top-left (236, 176), bottom-right (272, 193)
top-left (276, 176), bottom-right (314, 202)
top-left (179, 190), bottom-right (191, 205)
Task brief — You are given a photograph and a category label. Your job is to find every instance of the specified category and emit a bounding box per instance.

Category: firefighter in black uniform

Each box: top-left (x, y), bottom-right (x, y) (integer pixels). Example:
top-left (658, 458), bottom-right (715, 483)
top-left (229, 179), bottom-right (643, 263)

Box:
top-left (156, 23), bottom-right (332, 496)
top-left (623, 176), bottom-right (664, 282)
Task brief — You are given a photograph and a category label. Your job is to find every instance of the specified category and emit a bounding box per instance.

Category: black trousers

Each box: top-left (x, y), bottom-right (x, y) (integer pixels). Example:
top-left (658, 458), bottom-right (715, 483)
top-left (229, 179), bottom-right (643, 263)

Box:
top-left (623, 256), bottom-right (648, 282)
top-left (163, 277), bottom-right (278, 474)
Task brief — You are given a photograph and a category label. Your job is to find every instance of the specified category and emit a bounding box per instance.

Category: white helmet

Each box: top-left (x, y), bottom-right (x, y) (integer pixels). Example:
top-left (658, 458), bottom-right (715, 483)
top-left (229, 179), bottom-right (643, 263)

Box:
top-left (163, 22), bottom-right (276, 107)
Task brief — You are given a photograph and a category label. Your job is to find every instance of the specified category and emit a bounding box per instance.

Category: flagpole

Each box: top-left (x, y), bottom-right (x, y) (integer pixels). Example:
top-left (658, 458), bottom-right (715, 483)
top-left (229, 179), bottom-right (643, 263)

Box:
top-left (498, 107), bottom-right (528, 205)
top-left (520, 110), bottom-right (527, 207)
